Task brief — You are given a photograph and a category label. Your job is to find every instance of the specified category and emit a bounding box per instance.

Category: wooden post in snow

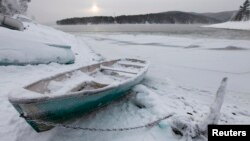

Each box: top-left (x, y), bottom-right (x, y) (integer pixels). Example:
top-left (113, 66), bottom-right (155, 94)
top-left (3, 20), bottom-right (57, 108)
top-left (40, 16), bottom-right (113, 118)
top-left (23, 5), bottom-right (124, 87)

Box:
top-left (200, 77), bottom-right (228, 133)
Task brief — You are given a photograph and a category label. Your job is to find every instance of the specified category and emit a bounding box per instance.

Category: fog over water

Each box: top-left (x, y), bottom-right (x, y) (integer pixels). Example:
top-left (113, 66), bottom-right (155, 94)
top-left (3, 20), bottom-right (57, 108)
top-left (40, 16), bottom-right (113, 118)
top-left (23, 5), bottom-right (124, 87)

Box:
top-left (55, 24), bottom-right (250, 40)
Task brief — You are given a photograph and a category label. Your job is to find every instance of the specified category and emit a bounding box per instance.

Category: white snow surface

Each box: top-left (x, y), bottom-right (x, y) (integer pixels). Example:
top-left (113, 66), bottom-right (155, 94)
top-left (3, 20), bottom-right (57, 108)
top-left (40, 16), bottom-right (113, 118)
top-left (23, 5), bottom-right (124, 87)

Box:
top-left (47, 70), bottom-right (94, 95)
top-left (0, 22), bottom-right (77, 65)
top-left (206, 21), bottom-right (250, 30)
top-left (83, 33), bottom-right (250, 139)
top-left (0, 23), bottom-right (250, 141)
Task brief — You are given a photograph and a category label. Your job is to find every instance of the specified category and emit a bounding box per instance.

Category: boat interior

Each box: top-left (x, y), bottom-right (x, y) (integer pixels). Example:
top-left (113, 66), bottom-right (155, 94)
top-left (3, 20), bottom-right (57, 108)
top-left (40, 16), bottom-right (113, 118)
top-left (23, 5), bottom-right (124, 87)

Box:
top-left (25, 59), bottom-right (147, 95)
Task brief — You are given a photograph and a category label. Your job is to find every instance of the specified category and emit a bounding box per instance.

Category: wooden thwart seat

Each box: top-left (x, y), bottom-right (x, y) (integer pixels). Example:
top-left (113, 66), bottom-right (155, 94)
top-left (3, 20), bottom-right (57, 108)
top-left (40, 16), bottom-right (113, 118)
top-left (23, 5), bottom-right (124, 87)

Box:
top-left (100, 65), bottom-right (138, 75)
top-left (118, 63), bottom-right (144, 69)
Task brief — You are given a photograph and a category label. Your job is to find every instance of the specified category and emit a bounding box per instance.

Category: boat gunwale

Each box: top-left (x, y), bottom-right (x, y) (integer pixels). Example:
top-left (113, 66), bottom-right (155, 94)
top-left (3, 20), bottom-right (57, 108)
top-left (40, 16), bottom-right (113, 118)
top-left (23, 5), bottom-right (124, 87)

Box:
top-left (8, 58), bottom-right (149, 104)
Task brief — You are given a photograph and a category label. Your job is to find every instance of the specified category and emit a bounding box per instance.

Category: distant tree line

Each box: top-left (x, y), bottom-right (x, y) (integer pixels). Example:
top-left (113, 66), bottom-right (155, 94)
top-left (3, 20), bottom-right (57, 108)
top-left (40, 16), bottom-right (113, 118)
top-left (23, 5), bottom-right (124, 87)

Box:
top-left (231, 0), bottom-right (250, 21)
top-left (57, 11), bottom-right (220, 25)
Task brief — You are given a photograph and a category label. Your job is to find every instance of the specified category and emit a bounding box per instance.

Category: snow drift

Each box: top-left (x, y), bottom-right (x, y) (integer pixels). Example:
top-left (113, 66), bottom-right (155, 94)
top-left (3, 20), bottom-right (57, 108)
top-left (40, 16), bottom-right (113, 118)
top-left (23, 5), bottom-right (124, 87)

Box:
top-left (0, 36), bottom-right (75, 65)
top-left (0, 17), bottom-right (76, 65)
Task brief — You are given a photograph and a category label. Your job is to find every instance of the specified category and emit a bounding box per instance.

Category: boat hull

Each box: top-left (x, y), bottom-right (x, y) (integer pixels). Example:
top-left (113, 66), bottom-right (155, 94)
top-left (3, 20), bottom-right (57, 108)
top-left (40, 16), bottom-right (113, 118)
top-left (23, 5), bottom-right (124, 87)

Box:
top-left (0, 15), bottom-right (24, 31)
top-left (11, 70), bottom-right (147, 132)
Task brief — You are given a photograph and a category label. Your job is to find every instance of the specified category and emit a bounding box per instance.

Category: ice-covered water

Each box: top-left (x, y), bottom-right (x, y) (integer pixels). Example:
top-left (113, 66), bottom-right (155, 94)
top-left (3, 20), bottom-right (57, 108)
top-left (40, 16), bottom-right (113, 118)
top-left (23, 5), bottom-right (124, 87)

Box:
top-left (55, 24), bottom-right (250, 124)
top-left (54, 24), bottom-right (250, 40)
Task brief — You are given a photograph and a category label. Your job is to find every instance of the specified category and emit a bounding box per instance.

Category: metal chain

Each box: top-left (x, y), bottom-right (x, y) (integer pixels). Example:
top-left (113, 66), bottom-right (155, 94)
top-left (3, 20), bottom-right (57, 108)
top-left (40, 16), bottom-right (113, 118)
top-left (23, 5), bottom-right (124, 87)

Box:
top-left (21, 91), bottom-right (174, 132)
top-left (26, 114), bottom-right (173, 132)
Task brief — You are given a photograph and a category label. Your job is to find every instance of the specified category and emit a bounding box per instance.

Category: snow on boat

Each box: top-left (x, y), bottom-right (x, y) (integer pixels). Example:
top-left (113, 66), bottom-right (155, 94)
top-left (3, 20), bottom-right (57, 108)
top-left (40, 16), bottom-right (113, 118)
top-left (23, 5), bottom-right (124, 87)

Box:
top-left (8, 59), bottom-right (149, 132)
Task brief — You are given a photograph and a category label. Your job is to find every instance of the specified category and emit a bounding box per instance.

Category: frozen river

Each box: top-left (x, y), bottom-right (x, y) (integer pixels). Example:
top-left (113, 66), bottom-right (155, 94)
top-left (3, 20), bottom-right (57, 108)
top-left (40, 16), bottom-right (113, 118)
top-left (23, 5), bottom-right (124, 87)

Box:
top-left (55, 24), bottom-right (250, 40)
top-left (56, 24), bottom-right (250, 93)
top-left (56, 24), bottom-right (250, 128)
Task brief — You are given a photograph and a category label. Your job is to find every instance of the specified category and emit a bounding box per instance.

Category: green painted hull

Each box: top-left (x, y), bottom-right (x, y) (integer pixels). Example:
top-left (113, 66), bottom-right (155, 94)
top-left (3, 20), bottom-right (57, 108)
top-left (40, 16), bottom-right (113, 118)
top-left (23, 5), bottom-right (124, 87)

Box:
top-left (11, 72), bottom-right (146, 132)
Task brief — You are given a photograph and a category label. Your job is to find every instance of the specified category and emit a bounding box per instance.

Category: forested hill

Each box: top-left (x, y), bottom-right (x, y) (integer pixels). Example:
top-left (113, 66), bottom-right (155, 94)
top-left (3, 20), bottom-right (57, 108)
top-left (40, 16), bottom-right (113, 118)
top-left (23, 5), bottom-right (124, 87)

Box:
top-left (200, 11), bottom-right (236, 22)
top-left (56, 11), bottom-right (221, 25)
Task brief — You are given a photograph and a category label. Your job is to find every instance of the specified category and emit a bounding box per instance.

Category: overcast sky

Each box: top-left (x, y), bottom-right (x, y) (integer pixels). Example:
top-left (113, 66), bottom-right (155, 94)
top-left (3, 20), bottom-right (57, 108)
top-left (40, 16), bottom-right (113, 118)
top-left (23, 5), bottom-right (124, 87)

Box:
top-left (27, 0), bottom-right (245, 23)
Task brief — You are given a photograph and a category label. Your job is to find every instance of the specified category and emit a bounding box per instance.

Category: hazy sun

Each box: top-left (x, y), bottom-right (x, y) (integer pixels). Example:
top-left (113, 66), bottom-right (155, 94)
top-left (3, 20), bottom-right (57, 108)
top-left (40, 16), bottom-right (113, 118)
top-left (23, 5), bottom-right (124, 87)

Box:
top-left (90, 4), bottom-right (100, 13)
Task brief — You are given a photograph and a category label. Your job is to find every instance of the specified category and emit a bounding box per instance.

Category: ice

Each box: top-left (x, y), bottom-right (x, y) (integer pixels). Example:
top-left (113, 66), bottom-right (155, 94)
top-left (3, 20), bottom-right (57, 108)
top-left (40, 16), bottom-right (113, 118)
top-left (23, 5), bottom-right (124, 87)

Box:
top-left (86, 32), bottom-right (250, 140)
top-left (86, 33), bottom-right (250, 93)
top-left (205, 21), bottom-right (250, 30)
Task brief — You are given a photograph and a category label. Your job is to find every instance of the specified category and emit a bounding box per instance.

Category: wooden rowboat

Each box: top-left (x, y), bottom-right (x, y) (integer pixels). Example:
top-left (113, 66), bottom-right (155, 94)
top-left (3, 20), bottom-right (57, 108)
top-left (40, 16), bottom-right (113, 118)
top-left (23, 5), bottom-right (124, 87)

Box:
top-left (0, 14), bottom-right (24, 31)
top-left (8, 58), bottom-right (149, 132)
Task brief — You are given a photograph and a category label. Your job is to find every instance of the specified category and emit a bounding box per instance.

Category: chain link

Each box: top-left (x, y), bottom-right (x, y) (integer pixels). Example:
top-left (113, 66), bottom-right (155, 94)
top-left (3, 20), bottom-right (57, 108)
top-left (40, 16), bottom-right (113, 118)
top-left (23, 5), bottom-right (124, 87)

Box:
top-left (26, 114), bottom-right (173, 132)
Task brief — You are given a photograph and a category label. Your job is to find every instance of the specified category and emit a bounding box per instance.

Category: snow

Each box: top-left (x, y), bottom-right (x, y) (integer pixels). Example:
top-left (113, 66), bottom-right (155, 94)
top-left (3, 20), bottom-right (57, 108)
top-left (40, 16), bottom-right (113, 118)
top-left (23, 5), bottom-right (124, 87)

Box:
top-left (47, 71), bottom-right (93, 95)
top-left (205, 20), bottom-right (250, 30)
top-left (9, 88), bottom-right (47, 101)
top-left (45, 60), bottom-right (146, 95)
top-left (91, 71), bottom-right (125, 84)
top-left (12, 14), bottom-right (33, 23)
top-left (0, 22), bottom-right (250, 141)
top-left (0, 34), bottom-right (75, 65)
top-left (83, 32), bottom-right (250, 140)
top-left (0, 22), bottom-right (77, 65)
top-left (0, 21), bottom-right (100, 141)
top-left (84, 33), bottom-right (250, 92)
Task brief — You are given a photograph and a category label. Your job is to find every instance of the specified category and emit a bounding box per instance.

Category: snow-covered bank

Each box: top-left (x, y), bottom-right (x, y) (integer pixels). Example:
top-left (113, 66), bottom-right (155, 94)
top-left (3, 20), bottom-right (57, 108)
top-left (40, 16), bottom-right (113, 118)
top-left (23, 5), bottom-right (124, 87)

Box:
top-left (205, 21), bottom-right (250, 30)
top-left (0, 23), bottom-right (100, 141)
top-left (0, 20), bottom-right (93, 65)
